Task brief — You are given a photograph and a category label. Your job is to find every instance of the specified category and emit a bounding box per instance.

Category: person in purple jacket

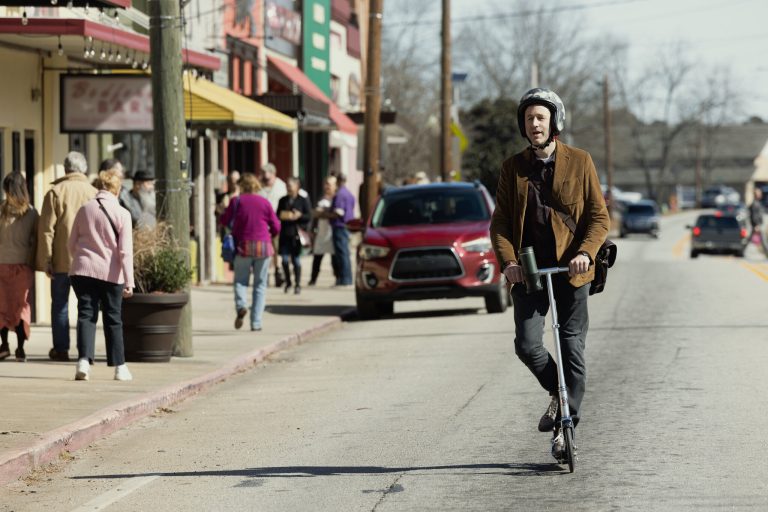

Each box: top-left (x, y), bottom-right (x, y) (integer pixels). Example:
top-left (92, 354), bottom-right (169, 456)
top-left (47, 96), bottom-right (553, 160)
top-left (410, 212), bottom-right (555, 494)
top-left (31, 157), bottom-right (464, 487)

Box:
top-left (329, 174), bottom-right (356, 286)
top-left (219, 173), bottom-right (281, 331)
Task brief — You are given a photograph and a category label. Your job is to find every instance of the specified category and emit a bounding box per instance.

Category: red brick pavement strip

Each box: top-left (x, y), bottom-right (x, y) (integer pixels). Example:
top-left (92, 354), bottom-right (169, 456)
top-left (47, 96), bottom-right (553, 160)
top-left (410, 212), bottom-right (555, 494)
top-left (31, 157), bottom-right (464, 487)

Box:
top-left (0, 312), bottom-right (354, 486)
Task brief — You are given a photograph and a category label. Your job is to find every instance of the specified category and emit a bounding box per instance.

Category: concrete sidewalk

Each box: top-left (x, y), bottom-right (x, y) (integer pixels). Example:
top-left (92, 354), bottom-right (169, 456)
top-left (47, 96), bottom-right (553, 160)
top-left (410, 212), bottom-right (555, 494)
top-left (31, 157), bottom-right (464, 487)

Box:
top-left (0, 262), bottom-right (356, 485)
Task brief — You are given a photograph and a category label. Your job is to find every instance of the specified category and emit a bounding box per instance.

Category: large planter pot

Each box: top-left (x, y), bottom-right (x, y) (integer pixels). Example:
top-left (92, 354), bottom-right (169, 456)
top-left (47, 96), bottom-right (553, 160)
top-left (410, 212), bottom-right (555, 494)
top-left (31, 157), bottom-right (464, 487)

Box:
top-left (121, 292), bottom-right (189, 363)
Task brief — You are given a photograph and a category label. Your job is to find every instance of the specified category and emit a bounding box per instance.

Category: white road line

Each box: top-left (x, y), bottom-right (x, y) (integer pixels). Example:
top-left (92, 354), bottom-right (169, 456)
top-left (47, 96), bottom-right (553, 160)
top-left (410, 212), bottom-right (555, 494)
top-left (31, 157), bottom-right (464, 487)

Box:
top-left (70, 475), bottom-right (159, 512)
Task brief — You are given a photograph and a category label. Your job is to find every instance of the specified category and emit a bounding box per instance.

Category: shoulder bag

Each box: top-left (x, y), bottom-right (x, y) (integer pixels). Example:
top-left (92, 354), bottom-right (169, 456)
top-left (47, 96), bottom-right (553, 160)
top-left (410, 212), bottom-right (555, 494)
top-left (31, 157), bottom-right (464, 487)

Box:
top-left (221, 197), bottom-right (239, 263)
top-left (552, 209), bottom-right (617, 295)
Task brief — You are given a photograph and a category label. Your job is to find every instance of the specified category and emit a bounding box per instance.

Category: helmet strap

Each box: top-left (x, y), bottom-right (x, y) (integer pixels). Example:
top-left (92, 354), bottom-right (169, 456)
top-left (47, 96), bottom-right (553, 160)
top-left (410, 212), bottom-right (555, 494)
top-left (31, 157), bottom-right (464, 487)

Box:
top-left (528, 134), bottom-right (556, 151)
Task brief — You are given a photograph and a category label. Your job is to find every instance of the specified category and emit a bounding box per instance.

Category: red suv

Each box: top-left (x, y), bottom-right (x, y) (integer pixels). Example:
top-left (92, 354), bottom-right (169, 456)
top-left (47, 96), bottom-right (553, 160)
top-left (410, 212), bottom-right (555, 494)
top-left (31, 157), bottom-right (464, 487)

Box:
top-left (354, 182), bottom-right (509, 319)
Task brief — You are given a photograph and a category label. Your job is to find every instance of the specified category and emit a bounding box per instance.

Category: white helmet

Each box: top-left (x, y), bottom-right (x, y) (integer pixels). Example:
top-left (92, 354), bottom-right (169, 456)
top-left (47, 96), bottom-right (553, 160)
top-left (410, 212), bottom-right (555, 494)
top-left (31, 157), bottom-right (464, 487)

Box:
top-left (517, 88), bottom-right (566, 148)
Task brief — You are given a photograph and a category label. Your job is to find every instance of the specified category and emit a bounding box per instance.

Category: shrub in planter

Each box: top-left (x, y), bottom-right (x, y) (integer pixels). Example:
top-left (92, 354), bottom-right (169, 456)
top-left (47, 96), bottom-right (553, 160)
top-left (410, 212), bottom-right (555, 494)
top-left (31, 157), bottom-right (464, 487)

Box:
top-left (123, 222), bottom-right (194, 362)
top-left (132, 222), bottom-right (193, 294)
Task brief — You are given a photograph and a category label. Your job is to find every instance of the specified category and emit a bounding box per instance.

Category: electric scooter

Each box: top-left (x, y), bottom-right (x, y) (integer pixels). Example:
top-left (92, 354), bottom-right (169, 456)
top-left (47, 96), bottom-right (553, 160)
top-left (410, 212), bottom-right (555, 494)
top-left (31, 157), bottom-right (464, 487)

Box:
top-left (519, 246), bottom-right (577, 473)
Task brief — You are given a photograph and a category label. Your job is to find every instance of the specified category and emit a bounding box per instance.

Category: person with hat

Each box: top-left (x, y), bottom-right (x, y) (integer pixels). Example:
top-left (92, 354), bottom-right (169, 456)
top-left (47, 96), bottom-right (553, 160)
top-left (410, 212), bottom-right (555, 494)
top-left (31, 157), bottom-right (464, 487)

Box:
top-left (124, 170), bottom-right (156, 230)
top-left (489, 88), bottom-right (609, 463)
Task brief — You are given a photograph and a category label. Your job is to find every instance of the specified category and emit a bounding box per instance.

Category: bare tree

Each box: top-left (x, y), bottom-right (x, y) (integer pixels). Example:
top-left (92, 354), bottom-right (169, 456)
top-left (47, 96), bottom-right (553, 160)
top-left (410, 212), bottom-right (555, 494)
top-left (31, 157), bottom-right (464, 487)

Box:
top-left (613, 43), bottom-right (741, 202)
top-left (380, 1), bottom-right (441, 185)
top-left (454, 0), bottom-right (626, 143)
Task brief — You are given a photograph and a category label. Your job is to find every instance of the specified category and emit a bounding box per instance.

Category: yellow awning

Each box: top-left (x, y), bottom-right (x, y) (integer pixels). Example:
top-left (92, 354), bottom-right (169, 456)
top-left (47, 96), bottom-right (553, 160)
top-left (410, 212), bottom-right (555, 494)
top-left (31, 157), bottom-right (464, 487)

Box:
top-left (182, 77), bottom-right (296, 133)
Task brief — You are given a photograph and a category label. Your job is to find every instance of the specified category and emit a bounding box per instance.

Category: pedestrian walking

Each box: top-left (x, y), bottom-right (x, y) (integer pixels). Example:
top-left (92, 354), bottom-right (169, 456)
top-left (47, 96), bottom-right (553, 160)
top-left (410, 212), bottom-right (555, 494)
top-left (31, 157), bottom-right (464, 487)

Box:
top-left (277, 177), bottom-right (312, 294)
top-left (68, 170), bottom-right (134, 381)
top-left (36, 151), bottom-right (97, 362)
top-left (258, 162), bottom-right (288, 288)
top-left (219, 172), bottom-right (281, 331)
top-left (0, 173), bottom-right (38, 362)
top-left (308, 175), bottom-right (337, 286)
top-left (489, 88), bottom-right (609, 462)
top-left (748, 187), bottom-right (768, 255)
top-left (329, 173), bottom-right (356, 287)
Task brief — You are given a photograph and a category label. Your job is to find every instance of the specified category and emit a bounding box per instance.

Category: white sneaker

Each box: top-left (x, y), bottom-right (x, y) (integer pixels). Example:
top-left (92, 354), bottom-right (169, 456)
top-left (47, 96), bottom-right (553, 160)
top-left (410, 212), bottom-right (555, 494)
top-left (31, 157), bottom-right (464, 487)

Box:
top-left (75, 359), bottom-right (90, 381)
top-left (114, 364), bottom-right (133, 381)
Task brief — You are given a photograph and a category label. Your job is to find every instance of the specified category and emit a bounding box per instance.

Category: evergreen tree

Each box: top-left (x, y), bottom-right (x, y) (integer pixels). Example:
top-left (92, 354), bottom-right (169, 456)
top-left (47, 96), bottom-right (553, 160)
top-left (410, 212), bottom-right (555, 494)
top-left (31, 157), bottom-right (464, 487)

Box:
top-left (461, 97), bottom-right (525, 196)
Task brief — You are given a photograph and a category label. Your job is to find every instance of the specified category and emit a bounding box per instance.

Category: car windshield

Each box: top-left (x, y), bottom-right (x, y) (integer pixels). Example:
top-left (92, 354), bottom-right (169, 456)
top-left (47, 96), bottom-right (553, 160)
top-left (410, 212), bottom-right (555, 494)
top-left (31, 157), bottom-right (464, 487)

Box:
top-left (372, 188), bottom-right (489, 227)
top-left (626, 204), bottom-right (655, 215)
top-left (696, 216), bottom-right (740, 229)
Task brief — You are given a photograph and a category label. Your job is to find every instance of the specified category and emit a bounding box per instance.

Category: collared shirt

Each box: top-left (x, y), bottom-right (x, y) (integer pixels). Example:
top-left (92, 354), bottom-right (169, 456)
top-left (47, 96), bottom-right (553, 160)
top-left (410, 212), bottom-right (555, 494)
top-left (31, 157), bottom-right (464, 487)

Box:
top-left (330, 185), bottom-right (356, 229)
top-left (521, 153), bottom-right (557, 268)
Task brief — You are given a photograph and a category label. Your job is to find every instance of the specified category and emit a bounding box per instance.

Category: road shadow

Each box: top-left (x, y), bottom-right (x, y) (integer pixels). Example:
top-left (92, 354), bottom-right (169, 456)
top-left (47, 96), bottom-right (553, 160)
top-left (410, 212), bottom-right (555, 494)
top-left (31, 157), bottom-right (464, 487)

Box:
top-left (263, 304), bottom-right (356, 318)
top-left (346, 307), bottom-right (489, 323)
top-left (71, 462), bottom-right (567, 481)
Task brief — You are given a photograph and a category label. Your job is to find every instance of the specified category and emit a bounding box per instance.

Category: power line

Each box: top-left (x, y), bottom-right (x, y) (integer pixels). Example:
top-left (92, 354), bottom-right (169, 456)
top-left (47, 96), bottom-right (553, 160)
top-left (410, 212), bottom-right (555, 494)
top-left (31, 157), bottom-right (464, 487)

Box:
top-left (384, 0), bottom-right (648, 27)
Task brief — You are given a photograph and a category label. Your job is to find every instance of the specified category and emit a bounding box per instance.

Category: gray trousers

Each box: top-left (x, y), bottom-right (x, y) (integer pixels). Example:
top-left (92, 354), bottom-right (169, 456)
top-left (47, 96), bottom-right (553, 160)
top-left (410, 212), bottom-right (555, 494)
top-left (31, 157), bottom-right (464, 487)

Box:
top-left (511, 276), bottom-right (589, 427)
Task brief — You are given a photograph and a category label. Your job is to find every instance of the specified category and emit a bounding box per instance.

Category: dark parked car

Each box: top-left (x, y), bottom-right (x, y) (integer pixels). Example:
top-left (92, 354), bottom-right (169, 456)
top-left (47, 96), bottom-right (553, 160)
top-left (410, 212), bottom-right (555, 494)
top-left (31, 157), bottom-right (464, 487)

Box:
top-left (689, 212), bottom-right (748, 258)
top-left (354, 182), bottom-right (508, 320)
top-left (620, 199), bottom-right (660, 238)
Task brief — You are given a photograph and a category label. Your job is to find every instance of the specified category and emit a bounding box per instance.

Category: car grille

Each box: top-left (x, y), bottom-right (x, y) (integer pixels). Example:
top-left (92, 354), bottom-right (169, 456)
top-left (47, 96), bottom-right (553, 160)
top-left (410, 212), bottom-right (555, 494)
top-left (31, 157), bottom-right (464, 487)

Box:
top-left (390, 247), bottom-right (464, 281)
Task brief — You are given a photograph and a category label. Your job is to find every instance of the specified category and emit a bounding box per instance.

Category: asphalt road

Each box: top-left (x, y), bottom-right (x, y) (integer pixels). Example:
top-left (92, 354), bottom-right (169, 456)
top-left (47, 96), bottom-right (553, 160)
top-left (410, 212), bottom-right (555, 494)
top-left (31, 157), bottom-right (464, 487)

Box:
top-left (3, 209), bottom-right (768, 511)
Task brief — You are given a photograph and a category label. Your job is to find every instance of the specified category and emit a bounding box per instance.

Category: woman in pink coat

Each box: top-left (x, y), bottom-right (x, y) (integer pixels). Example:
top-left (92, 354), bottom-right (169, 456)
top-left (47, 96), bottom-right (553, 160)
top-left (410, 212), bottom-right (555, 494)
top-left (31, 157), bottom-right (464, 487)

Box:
top-left (68, 170), bottom-right (134, 381)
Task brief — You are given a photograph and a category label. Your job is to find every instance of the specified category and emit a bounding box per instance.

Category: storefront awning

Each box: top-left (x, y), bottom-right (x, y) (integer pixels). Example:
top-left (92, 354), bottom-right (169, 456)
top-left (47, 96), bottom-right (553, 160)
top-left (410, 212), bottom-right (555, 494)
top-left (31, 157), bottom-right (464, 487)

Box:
top-left (267, 55), bottom-right (357, 135)
top-left (0, 0), bottom-right (129, 6)
top-left (0, 17), bottom-right (219, 71)
top-left (184, 77), bottom-right (296, 133)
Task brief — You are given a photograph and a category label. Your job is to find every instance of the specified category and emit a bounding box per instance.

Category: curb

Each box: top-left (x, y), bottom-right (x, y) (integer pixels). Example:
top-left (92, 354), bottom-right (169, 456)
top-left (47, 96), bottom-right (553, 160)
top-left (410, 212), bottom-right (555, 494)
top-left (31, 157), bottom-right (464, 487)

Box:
top-left (0, 309), bottom-right (355, 486)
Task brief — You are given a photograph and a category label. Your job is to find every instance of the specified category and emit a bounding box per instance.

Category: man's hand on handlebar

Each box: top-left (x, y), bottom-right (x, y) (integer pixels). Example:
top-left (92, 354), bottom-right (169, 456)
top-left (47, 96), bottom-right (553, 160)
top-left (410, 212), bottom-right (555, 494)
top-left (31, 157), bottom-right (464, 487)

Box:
top-left (568, 253), bottom-right (590, 276)
top-left (503, 264), bottom-right (524, 285)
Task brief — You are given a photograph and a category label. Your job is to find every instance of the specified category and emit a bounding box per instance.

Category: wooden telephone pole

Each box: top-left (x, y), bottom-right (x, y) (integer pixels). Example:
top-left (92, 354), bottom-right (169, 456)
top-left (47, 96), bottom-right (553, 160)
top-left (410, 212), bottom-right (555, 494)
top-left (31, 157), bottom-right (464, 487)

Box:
top-left (440, 0), bottom-right (452, 182)
top-left (603, 74), bottom-right (614, 219)
top-left (149, 0), bottom-right (192, 356)
top-left (362, 0), bottom-right (383, 221)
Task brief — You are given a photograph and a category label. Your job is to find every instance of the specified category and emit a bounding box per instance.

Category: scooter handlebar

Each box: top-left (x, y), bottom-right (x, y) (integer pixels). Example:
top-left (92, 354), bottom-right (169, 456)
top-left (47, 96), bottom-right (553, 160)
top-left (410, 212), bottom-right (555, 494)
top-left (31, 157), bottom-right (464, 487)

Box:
top-left (519, 246), bottom-right (572, 294)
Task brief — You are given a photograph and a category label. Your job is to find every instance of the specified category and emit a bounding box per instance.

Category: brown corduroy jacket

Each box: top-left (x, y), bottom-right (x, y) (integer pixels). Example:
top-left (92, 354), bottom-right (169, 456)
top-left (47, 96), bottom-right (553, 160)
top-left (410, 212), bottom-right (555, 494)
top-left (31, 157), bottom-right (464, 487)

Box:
top-left (490, 142), bottom-right (610, 288)
top-left (36, 173), bottom-right (97, 274)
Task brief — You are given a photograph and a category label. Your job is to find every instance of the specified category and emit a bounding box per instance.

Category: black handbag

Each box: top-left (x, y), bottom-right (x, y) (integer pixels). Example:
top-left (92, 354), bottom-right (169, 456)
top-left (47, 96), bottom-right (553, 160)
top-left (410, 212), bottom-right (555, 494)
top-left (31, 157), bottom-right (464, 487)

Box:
top-left (553, 209), bottom-right (617, 295)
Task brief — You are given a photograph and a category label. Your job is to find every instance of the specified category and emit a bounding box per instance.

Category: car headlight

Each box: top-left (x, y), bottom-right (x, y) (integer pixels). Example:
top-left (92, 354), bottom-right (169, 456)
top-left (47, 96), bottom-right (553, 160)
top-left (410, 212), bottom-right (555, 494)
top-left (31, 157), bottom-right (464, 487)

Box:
top-left (359, 243), bottom-right (390, 260)
top-left (461, 236), bottom-right (492, 253)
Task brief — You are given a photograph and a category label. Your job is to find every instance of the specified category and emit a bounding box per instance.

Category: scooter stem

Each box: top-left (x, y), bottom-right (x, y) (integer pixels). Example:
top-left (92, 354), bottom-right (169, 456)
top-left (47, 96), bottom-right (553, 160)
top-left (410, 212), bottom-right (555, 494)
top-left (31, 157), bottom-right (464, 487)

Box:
top-left (542, 269), bottom-right (573, 428)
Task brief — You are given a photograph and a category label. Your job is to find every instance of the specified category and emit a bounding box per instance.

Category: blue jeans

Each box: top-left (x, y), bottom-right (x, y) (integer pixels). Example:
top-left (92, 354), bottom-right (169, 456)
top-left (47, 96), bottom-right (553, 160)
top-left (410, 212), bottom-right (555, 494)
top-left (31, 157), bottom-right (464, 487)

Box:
top-left (51, 273), bottom-right (71, 351)
top-left (233, 255), bottom-right (270, 330)
top-left (331, 227), bottom-right (352, 285)
top-left (71, 275), bottom-right (126, 366)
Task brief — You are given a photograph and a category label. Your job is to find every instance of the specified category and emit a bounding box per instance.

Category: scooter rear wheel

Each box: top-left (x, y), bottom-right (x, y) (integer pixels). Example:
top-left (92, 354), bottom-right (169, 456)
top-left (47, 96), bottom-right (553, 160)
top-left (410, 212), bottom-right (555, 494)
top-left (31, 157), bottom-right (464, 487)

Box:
top-left (564, 426), bottom-right (576, 473)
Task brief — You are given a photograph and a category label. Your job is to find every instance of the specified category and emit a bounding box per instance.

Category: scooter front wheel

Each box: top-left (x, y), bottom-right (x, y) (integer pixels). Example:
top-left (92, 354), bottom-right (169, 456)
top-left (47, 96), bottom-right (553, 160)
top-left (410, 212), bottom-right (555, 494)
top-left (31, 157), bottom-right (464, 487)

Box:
top-left (564, 426), bottom-right (576, 473)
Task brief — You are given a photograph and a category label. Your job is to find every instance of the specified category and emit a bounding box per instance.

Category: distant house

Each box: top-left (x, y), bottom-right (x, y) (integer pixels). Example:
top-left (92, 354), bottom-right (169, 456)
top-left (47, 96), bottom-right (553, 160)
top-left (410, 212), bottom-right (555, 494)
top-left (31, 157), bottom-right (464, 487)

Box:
top-left (748, 139), bottom-right (768, 201)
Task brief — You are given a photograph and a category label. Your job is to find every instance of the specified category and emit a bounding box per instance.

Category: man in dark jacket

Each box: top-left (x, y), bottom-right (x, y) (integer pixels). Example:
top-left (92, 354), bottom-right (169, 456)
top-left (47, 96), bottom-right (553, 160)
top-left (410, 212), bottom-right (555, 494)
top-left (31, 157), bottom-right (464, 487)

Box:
top-left (490, 88), bottom-right (610, 463)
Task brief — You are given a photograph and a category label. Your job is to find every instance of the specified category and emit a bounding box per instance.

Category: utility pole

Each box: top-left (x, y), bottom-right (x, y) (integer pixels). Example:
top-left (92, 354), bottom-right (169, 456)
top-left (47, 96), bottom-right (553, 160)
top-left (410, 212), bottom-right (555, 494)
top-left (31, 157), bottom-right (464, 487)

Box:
top-left (603, 74), bottom-right (614, 219)
top-left (440, 0), bottom-right (452, 182)
top-left (149, 0), bottom-right (192, 357)
top-left (695, 131), bottom-right (703, 208)
top-left (362, 0), bottom-right (383, 221)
